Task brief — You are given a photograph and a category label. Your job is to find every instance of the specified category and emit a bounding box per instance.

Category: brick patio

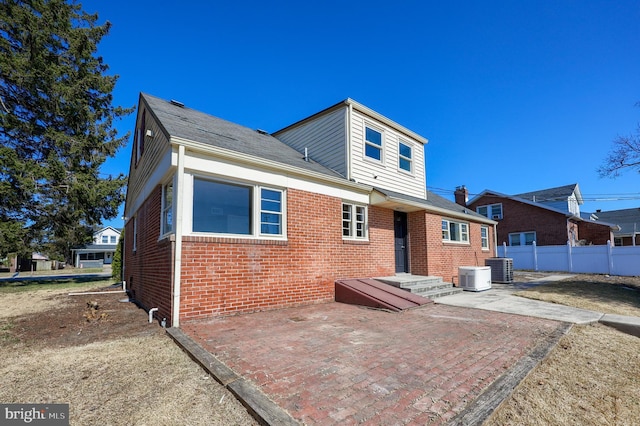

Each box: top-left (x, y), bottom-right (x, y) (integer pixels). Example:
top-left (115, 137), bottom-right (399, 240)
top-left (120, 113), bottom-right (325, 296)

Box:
top-left (182, 302), bottom-right (566, 425)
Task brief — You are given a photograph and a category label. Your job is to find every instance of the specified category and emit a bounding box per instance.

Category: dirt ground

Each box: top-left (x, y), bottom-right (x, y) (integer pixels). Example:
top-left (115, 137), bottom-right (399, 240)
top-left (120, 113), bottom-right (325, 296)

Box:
top-left (2, 274), bottom-right (640, 425)
top-left (0, 281), bottom-right (258, 425)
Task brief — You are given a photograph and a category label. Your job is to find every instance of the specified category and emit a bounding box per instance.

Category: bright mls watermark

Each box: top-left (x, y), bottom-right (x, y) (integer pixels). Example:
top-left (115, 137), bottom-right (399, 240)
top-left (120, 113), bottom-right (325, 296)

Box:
top-left (1, 404), bottom-right (68, 425)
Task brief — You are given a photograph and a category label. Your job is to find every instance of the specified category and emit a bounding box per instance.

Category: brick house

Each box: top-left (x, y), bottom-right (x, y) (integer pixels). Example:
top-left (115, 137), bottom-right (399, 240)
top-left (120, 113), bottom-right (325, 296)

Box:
top-left (124, 94), bottom-right (496, 326)
top-left (455, 183), bottom-right (617, 247)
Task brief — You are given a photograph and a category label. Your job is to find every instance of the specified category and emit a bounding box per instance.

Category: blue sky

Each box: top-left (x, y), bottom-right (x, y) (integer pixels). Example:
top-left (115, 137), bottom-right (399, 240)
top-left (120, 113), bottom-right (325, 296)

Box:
top-left (83, 0), bottom-right (640, 228)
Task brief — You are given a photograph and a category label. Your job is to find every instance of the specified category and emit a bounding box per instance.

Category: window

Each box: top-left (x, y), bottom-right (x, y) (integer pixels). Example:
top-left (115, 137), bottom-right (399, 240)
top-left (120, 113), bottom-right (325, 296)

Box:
top-left (101, 236), bottom-right (109, 244)
top-left (398, 141), bottom-right (412, 173)
top-left (509, 232), bottom-right (536, 246)
top-left (260, 189), bottom-right (282, 235)
top-left (192, 177), bottom-right (284, 237)
top-left (132, 217), bottom-right (137, 252)
top-left (162, 180), bottom-right (174, 235)
top-left (481, 226), bottom-right (489, 249)
top-left (477, 203), bottom-right (503, 220)
top-left (364, 126), bottom-right (383, 161)
top-left (342, 203), bottom-right (367, 239)
top-left (110, 236), bottom-right (117, 244)
top-left (135, 110), bottom-right (146, 165)
top-left (442, 219), bottom-right (469, 243)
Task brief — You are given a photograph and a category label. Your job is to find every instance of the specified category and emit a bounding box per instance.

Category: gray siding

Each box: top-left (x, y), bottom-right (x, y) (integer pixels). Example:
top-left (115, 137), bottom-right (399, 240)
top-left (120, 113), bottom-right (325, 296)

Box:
top-left (274, 107), bottom-right (348, 177)
top-left (124, 103), bottom-right (172, 218)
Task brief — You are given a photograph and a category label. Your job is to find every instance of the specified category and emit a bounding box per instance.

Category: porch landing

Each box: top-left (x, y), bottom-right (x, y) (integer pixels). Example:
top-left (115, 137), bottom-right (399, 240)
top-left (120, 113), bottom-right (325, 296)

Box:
top-left (376, 274), bottom-right (463, 299)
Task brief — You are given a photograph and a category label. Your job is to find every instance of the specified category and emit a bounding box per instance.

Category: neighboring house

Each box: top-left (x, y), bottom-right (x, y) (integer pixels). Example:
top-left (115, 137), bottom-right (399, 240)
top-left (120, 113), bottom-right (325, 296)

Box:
top-left (456, 184), bottom-right (617, 246)
top-left (124, 94), bottom-right (496, 327)
top-left (72, 226), bottom-right (121, 267)
top-left (589, 208), bottom-right (640, 246)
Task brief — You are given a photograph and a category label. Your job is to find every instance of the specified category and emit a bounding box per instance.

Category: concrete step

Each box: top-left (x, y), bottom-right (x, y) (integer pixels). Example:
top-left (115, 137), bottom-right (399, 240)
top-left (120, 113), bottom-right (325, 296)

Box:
top-left (375, 275), bottom-right (462, 299)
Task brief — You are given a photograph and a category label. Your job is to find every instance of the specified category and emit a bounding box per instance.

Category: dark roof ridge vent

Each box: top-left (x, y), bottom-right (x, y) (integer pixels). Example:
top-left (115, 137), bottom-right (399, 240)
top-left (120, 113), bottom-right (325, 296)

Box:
top-left (255, 129), bottom-right (269, 135)
top-left (170, 99), bottom-right (185, 108)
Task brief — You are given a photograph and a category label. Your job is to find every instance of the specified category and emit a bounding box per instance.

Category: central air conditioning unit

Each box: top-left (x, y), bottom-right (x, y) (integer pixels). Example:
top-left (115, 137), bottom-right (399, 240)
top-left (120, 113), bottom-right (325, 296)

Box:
top-left (458, 266), bottom-right (492, 292)
top-left (485, 258), bottom-right (514, 283)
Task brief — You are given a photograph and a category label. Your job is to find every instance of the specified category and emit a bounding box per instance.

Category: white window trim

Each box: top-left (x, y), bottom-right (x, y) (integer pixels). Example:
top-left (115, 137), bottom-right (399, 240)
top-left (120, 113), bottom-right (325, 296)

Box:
top-left (160, 177), bottom-right (174, 238)
top-left (481, 225), bottom-right (489, 250)
top-left (442, 218), bottom-right (469, 244)
top-left (132, 216), bottom-right (137, 253)
top-left (509, 231), bottom-right (536, 246)
top-left (342, 202), bottom-right (368, 241)
top-left (189, 175), bottom-right (287, 240)
top-left (398, 140), bottom-right (414, 175)
top-left (477, 203), bottom-right (503, 220)
top-left (363, 123), bottom-right (384, 164)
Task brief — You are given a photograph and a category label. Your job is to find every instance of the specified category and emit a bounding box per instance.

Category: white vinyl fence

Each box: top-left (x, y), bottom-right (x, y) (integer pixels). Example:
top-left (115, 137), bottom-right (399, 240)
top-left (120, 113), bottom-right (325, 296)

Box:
top-left (497, 242), bottom-right (640, 276)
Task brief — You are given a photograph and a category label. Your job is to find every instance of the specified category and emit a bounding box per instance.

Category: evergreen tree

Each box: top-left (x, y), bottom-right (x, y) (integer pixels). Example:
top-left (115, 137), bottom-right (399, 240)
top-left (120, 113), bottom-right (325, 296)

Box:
top-left (111, 228), bottom-right (123, 280)
top-left (0, 0), bottom-right (132, 260)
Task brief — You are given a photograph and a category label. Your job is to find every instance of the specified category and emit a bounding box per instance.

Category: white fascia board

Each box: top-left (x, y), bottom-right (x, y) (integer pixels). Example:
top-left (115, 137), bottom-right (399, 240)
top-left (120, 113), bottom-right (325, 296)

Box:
top-left (171, 136), bottom-right (371, 194)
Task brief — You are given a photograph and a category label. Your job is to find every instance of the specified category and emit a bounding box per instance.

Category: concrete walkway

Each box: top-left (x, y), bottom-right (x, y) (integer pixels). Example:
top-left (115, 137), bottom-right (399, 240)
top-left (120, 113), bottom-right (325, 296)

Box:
top-left (436, 274), bottom-right (640, 337)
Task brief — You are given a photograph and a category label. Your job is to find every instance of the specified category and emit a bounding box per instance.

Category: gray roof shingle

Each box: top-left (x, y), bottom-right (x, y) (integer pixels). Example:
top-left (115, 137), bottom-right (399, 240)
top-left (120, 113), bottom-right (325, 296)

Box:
top-left (516, 183), bottom-right (579, 202)
top-left (142, 93), bottom-right (343, 178)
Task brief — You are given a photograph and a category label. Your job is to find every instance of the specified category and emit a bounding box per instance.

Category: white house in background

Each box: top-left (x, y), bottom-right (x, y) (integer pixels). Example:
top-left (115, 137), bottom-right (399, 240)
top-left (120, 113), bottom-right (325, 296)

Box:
top-left (72, 226), bottom-right (121, 267)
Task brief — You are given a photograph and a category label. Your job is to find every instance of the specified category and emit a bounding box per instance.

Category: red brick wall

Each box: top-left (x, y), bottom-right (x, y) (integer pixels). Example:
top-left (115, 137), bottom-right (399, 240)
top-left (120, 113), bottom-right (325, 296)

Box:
top-left (123, 186), bottom-right (174, 322)
top-left (469, 196), bottom-right (570, 246)
top-left (578, 221), bottom-right (613, 245)
top-left (409, 211), bottom-right (494, 283)
top-left (178, 189), bottom-right (396, 320)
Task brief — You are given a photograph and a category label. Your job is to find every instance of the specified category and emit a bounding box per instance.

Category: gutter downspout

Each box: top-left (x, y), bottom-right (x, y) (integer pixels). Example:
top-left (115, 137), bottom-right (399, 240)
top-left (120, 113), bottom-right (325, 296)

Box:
top-left (346, 102), bottom-right (353, 180)
top-left (494, 223), bottom-right (498, 257)
top-left (172, 145), bottom-right (185, 328)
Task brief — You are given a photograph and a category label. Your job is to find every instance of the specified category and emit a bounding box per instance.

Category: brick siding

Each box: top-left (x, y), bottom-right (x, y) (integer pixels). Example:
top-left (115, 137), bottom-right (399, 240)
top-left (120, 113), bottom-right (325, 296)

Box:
top-left (469, 196), bottom-right (571, 246)
top-left (126, 186), bottom-right (495, 322)
top-left (124, 186), bottom-right (174, 322)
top-left (178, 190), bottom-right (396, 320)
top-left (409, 211), bottom-right (494, 283)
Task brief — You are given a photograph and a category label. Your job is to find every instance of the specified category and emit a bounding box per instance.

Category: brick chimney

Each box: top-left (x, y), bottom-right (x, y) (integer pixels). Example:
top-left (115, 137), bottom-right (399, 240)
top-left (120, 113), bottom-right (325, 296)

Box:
top-left (454, 185), bottom-right (469, 206)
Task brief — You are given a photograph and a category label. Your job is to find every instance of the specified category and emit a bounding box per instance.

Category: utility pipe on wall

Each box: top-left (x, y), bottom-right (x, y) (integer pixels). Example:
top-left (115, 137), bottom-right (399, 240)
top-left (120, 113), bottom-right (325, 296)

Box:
top-left (148, 307), bottom-right (158, 323)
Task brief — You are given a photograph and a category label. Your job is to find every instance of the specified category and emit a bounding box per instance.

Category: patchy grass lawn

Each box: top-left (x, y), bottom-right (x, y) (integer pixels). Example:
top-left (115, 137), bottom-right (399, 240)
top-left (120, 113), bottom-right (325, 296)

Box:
top-left (486, 323), bottom-right (640, 425)
top-left (487, 273), bottom-right (640, 425)
top-left (0, 277), bottom-right (257, 426)
top-left (516, 274), bottom-right (640, 316)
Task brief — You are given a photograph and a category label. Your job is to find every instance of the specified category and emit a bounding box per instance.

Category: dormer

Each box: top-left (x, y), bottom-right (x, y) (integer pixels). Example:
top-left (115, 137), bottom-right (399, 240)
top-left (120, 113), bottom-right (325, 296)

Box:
top-left (273, 99), bottom-right (428, 199)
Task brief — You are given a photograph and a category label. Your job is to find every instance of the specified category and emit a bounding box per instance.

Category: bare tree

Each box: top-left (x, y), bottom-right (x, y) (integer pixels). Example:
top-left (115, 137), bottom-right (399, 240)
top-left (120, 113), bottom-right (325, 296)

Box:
top-left (598, 102), bottom-right (640, 178)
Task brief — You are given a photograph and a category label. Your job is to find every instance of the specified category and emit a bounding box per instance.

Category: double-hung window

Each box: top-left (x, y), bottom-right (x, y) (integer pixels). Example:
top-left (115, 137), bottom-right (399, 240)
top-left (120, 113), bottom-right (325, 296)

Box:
top-left (364, 126), bottom-right (383, 161)
top-left (192, 177), bottom-right (284, 237)
top-left (477, 204), bottom-right (503, 220)
top-left (260, 189), bottom-right (282, 235)
top-left (342, 203), bottom-right (367, 240)
top-left (481, 226), bottom-right (489, 249)
top-left (162, 180), bottom-right (174, 235)
top-left (509, 232), bottom-right (535, 246)
top-left (101, 235), bottom-right (109, 244)
top-left (110, 236), bottom-right (117, 244)
top-left (442, 219), bottom-right (469, 243)
top-left (398, 141), bottom-right (413, 173)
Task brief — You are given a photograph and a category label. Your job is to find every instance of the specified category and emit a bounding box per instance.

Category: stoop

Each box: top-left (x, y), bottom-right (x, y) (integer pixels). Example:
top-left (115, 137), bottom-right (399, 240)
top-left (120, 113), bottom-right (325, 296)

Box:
top-left (376, 275), bottom-right (463, 299)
